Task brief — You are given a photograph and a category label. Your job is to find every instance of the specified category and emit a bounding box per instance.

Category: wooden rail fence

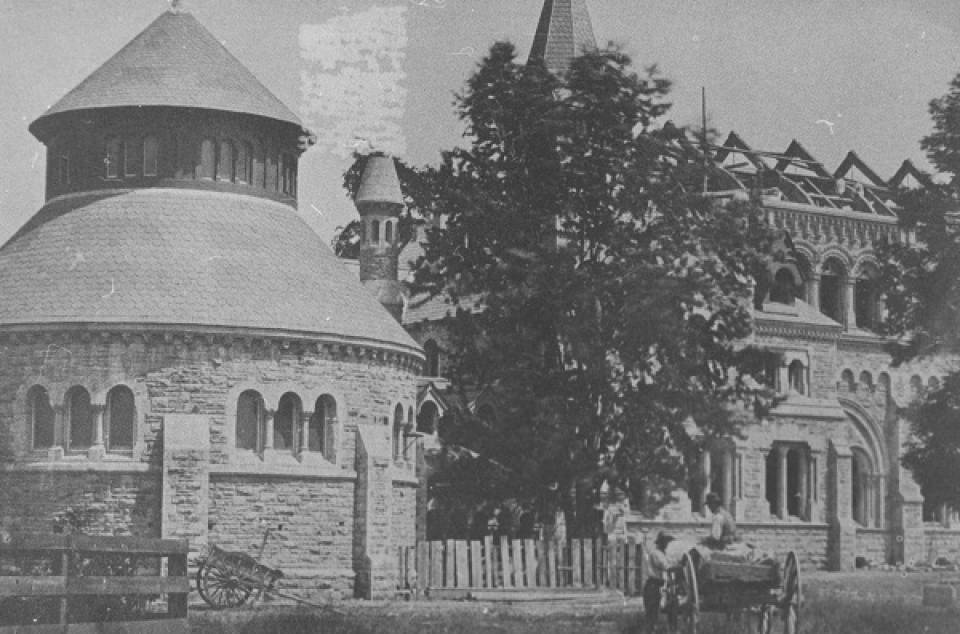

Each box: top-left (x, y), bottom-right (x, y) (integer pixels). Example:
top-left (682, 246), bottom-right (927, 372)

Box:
top-left (402, 537), bottom-right (646, 596)
top-left (0, 533), bottom-right (189, 633)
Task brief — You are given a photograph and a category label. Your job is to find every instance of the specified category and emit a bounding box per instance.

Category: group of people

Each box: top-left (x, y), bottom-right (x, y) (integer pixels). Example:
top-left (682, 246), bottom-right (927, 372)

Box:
top-left (642, 492), bottom-right (737, 630)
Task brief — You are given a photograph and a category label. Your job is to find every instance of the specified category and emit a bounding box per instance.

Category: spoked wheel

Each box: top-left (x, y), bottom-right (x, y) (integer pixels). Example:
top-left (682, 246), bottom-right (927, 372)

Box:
top-left (666, 552), bottom-right (700, 634)
top-left (760, 551), bottom-right (800, 634)
top-left (196, 561), bottom-right (253, 609)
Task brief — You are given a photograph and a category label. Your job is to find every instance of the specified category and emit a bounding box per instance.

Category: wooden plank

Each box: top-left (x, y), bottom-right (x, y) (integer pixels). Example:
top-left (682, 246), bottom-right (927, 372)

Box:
top-left (454, 540), bottom-right (469, 588)
top-left (0, 576), bottom-right (67, 596)
top-left (606, 542), bottom-right (615, 590)
top-left (546, 540), bottom-right (557, 588)
top-left (0, 534), bottom-right (69, 553)
top-left (535, 540), bottom-right (547, 587)
top-left (483, 535), bottom-right (494, 588)
top-left (444, 540), bottom-right (456, 588)
top-left (68, 576), bottom-right (190, 595)
top-left (416, 541), bottom-right (429, 595)
top-left (522, 539), bottom-right (535, 589)
top-left (70, 535), bottom-right (188, 555)
top-left (470, 540), bottom-right (483, 588)
top-left (430, 541), bottom-right (444, 588)
top-left (511, 539), bottom-right (524, 587)
top-left (499, 536), bottom-right (512, 588)
top-left (617, 541), bottom-right (626, 591)
top-left (583, 539), bottom-right (594, 587)
top-left (571, 539), bottom-right (582, 588)
top-left (625, 541), bottom-right (636, 595)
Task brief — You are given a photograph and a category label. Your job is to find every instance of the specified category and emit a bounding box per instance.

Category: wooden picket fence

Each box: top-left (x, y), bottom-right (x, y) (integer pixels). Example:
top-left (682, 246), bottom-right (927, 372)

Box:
top-left (402, 537), bottom-right (646, 597)
top-left (0, 533), bottom-right (189, 633)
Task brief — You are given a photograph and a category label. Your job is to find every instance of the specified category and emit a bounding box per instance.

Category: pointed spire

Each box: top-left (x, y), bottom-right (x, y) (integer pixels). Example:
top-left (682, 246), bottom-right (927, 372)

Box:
top-left (528, 0), bottom-right (598, 75)
top-left (356, 153), bottom-right (403, 209)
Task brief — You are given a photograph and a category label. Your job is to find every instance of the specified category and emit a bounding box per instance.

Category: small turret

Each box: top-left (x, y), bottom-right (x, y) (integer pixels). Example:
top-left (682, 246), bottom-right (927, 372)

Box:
top-left (355, 153), bottom-right (405, 321)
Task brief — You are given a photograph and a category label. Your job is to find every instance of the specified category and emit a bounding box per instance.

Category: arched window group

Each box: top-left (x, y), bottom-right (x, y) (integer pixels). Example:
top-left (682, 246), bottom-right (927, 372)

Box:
top-left (765, 443), bottom-right (813, 521)
top-left (235, 390), bottom-right (337, 460)
top-left (28, 384), bottom-right (135, 454)
top-left (365, 218), bottom-right (398, 247)
top-left (102, 136), bottom-right (159, 180)
top-left (689, 443), bottom-right (738, 517)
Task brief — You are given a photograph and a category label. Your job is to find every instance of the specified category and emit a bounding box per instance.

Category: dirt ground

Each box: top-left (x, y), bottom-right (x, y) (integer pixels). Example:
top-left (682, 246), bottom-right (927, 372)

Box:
top-left (189, 569), bottom-right (960, 634)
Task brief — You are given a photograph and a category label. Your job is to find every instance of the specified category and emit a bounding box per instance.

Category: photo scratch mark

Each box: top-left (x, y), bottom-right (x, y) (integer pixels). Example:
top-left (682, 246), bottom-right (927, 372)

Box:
top-left (68, 251), bottom-right (86, 270)
top-left (101, 277), bottom-right (115, 298)
top-left (815, 119), bottom-right (836, 135)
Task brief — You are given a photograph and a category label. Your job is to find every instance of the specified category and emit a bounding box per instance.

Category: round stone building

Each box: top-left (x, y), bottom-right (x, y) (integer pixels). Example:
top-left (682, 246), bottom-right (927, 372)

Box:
top-left (0, 8), bottom-right (422, 599)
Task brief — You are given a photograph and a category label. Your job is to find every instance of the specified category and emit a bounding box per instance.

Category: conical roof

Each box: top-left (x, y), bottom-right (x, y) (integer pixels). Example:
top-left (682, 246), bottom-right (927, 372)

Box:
top-left (528, 0), bottom-right (598, 75)
top-left (30, 10), bottom-right (302, 139)
top-left (0, 189), bottom-right (419, 353)
top-left (356, 155), bottom-right (404, 207)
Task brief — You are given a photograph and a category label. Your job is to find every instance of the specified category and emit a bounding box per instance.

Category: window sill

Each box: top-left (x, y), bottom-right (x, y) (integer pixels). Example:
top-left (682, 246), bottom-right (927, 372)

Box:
top-left (1, 458), bottom-right (152, 474)
top-left (210, 461), bottom-right (356, 480)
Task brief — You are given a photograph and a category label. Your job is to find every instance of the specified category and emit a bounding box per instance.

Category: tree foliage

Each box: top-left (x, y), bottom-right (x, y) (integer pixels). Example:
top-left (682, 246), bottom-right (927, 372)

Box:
top-left (399, 42), bottom-right (782, 537)
top-left (880, 71), bottom-right (960, 510)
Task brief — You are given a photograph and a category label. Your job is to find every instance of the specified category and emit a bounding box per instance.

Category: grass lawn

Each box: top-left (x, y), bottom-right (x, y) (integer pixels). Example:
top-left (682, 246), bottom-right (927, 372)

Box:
top-left (189, 570), bottom-right (960, 633)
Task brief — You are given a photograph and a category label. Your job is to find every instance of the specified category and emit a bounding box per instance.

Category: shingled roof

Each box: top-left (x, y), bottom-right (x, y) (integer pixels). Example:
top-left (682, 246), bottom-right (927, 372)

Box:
top-left (528, 0), bottom-right (598, 75)
top-left (30, 9), bottom-right (302, 139)
top-left (0, 189), bottom-right (419, 353)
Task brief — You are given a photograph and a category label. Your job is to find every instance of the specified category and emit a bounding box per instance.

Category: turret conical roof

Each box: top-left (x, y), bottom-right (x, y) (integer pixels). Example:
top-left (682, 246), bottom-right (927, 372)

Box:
top-left (30, 10), bottom-right (302, 140)
top-left (356, 155), bottom-right (404, 208)
top-left (528, 0), bottom-right (598, 75)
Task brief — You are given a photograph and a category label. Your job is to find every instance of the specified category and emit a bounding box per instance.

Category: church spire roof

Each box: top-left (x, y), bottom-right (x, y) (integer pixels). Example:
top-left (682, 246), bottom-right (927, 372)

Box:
top-left (528, 0), bottom-right (597, 75)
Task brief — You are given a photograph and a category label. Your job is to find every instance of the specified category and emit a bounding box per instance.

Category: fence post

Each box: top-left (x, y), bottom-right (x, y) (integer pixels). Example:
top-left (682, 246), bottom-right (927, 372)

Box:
top-left (484, 535), bottom-right (495, 588)
top-left (416, 541), bottom-right (429, 596)
top-left (583, 538), bottom-right (595, 587)
top-left (168, 541), bottom-right (188, 619)
top-left (59, 546), bottom-right (70, 626)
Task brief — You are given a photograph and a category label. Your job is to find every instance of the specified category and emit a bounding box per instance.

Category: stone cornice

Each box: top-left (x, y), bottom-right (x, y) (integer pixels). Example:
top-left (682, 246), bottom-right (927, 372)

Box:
top-left (753, 319), bottom-right (840, 341)
top-left (0, 325), bottom-right (424, 374)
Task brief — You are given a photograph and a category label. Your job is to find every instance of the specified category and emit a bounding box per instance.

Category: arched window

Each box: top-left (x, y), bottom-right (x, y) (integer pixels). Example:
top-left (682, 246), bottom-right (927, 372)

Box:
top-left (105, 385), bottom-right (135, 451)
top-left (28, 386), bottom-right (55, 450)
top-left (854, 265), bottom-right (881, 330)
top-left (393, 404), bottom-right (405, 460)
top-left (839, 369), bottom-right (855, 393)
top-left (66, 386), bottom-right (94, 452)
top-left (770, 267), bottom-right (797, 304)
top-left (851, 448), bottom-right (873, 526)
top-left (424, 339), bottom-right (439, 376)
top-left (124, 139), bottom-right (141, 177)
top-left (265, 152), bottom-right (278, 191)
top-left (308, 395), bottom-right (336, 457)
top-left (819, 259), bottom-right (846, 324)
top-left (274, 392), bottom-right (300, 452)
top-left (57, 152), bottom-right (71, 185)
top-left (859, 371), bottom-right (873, 393)
top-left (280, 153), bottom-right (296, 195)
top-left (143, 136), bottom-right (159, 177)
top-left (236, 142), bottom-right (252, 184)
top-left (788, 360), bottom-right (805, 395)
top-left (199, 139), bottom-right (216, 180)
top-left (371, 220), bottom-right (381, 245)
top-left (417, 401), bottom-right (439, 435)
top-left (909, 375), bottom-right (924, 401)
top-left (105, 137), bottom-right (122, 179)
top-left (217, 140), bottom-right (234, 182)
top-left (385, 220), bottom-right (394, 244)
top-left (236, 390), bottom-right (264, 453)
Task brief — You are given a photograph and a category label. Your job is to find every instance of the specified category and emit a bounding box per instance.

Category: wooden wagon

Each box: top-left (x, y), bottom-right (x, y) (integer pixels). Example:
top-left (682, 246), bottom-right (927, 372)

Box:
top-left (663, 550), bottom-right (801, 634)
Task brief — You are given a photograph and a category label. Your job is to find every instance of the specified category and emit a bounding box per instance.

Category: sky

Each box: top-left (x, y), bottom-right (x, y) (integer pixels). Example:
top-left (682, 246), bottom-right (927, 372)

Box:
top-left (2, 0), bottom-right (960, 246)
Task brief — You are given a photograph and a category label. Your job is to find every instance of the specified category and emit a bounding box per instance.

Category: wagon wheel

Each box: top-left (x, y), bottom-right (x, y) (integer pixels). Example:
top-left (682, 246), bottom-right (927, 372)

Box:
top-left (760, 551), bottom-right (800, 634)
top-left (196, 560), bottom-right (253, 609)
top-left (666, 552), bottom-right (700, 634)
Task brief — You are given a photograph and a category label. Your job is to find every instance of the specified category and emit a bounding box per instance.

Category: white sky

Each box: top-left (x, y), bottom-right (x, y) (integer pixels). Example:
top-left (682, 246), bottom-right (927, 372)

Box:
top-left (2, 0), bottom-right (960, 245)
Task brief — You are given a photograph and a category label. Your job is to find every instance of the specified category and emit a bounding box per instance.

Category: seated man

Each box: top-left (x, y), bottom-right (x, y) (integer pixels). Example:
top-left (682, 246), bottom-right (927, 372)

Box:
top-left (702, 492), bottom-right (737, 550)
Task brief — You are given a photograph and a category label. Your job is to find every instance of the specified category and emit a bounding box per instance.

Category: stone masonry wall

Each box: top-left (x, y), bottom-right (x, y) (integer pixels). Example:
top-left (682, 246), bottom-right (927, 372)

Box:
top-left (0, 470), bottom-right (160, 537)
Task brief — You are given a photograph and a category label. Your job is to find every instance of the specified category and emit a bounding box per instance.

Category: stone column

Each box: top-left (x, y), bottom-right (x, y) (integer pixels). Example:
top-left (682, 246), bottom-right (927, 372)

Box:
top-left (162, 414), bottom-right (210, 549)
top-left (722, 451), bottom-right (733, 510)
top-left (777, 445), bottom-right (789, 519)
top-left (844, 279), bottom-right (856, 329)
top-left (353, 424), bottom-right (396, 599)
top-left (797, 452), bottom-right (809, 521)
top-left (88, 403), bottom-right (106, 460)
top-left (807, 274), bottom-right (821, 311)
top-left (701, 450), bottom-right (711, 513)
top-left (49, 405), bottom-right (65, 460)
top-left (827, 440), bottom-right (856, 571)
top-left (264, 409), bottom-right (276, 450)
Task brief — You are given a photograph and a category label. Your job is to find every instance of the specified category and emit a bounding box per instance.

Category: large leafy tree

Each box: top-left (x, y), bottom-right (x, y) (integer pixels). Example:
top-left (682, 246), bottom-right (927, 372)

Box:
top-left (381, 41), bottom-right (785, 538)
top-left (881, 73), bottom-right (960, 511)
